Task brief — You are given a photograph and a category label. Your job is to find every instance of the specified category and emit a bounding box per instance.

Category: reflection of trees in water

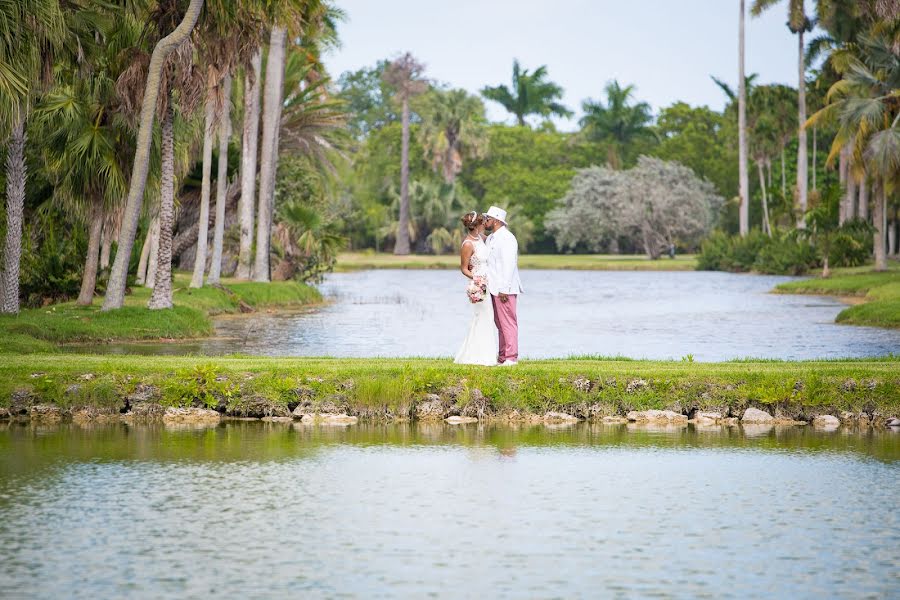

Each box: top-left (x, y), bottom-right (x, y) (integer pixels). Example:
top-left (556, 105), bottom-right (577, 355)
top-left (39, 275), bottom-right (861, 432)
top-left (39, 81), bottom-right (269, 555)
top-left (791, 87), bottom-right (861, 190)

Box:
top-left (1, 422), bottom-right (898, 476)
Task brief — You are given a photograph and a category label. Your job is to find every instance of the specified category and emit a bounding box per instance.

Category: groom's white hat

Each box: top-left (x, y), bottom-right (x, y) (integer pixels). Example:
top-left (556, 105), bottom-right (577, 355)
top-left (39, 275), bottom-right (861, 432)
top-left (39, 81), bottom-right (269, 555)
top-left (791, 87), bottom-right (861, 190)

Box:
top-left (485, 206), bottom-right (507, 224)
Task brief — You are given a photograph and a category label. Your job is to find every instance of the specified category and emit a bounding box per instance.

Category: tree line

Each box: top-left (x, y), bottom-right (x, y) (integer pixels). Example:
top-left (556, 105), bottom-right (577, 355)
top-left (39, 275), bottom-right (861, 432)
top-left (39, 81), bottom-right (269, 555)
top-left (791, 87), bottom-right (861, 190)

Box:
top-left (0, 0), bottom-right (347, 315)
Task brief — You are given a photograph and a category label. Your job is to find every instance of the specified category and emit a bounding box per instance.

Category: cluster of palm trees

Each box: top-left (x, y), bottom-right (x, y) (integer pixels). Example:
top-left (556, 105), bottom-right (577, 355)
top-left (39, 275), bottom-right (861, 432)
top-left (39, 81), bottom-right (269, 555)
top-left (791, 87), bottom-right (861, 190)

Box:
top-left (383, 56), bottom-right (657, 255)
top-left (0, 0), bottom-right (345, 315)
top-left (734, 0), bottom-right (898, 270)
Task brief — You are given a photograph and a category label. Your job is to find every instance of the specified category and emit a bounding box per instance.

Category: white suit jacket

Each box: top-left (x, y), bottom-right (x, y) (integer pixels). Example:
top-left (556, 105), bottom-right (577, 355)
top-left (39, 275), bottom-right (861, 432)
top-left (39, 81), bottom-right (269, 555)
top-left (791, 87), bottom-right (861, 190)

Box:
top-left (486, 227), bottom-right (524, 296)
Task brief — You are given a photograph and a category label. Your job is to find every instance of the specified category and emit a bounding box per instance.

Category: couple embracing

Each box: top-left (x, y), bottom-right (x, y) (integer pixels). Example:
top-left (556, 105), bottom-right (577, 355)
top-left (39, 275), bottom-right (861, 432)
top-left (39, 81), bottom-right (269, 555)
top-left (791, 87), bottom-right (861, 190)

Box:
top-left (454, 206), bottom-right (523, 366)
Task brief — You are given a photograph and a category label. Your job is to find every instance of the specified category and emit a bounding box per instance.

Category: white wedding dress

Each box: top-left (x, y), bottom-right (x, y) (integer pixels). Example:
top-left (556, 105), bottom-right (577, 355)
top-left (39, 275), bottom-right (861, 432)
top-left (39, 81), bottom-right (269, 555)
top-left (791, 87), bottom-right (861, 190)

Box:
top-left (454, 238), bottom-right (498, 366)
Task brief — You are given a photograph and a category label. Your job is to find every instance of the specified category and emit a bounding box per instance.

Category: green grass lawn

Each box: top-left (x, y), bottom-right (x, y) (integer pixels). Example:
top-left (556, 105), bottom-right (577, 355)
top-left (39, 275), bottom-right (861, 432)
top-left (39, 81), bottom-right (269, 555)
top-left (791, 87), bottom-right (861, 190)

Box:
top-left (336, 252), bottom-right (698, 272)
top-left (775, 261), bottom-right (900, 328)
top-left (0, 274), bottom-right (321, 353)
top-left (2, 355), bottom-right (899, 414)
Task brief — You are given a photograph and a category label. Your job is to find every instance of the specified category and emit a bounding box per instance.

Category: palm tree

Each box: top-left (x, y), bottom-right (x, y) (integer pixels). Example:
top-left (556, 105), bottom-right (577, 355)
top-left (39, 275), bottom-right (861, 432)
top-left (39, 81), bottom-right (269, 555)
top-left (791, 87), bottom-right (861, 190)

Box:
top-left (235, 50), bottom-right (261, 279)
top-left (253, 25), bottom-right (288, 281)
top-left (254, 0), bottom-right (339, 279)
top-left (0, 0), bottom-right (66, 314)
top-left (383, 52), bottom-right (428, 255)
top-left (809, 31), bottom-right (900, 271)
top-left (191, 1), bottom-right (263, 288)
top-left (751, 0), bottom-right (816, 228)
top-left (207, 74), bottom-right (232, 285)
top-left (272, 200), bottom-right (344, 282)
top-left (580, 80), bottom-right (655, 169)
top-left (36, 77), bottom-right (131, 305)
top-left (102, 0), bottom-right (204, 311)
top-left (738, 0), bottom-right (750, 236)
top-left (481, 59), bottom-right (572, 127)
top-left (416, 88), bottom-right (488, 184)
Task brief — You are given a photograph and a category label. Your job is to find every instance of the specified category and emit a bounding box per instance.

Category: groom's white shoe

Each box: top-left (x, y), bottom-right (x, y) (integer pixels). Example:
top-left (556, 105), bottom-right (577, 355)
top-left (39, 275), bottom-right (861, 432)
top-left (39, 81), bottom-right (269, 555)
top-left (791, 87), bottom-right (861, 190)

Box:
top-left (499, 360), bottom-right (518, 367)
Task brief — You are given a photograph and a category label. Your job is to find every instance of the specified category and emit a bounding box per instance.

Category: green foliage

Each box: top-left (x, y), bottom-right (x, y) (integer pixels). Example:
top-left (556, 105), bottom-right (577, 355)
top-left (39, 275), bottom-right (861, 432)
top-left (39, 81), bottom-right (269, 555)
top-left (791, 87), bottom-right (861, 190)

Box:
top-left (697, 229), bottom-right (815, 274)
top-left (19, 208), bottom-right (86, 306)
top-left (651, 102), bottom-right (738, 201)
top-left (753, 233), bottom-right (817, 275)
top-left (163, 364), bottom-right (236, 409)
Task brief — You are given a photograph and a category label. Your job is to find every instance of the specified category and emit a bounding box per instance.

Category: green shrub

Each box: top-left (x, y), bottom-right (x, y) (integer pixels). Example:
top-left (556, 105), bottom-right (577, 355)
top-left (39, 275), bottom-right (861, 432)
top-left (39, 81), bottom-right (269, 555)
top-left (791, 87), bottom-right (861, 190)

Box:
top-left (753, 233), bottom-right (817, 275)
top-left (828, 227), bottom-right (871, 268)
top-left (696, 231), bottom-right (731, 271)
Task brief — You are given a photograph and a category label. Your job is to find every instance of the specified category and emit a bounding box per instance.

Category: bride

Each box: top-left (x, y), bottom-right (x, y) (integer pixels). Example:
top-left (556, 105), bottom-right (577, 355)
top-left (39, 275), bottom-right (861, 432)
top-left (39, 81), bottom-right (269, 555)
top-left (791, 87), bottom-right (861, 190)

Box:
top-left (454, 211), bottom-right (498, 365)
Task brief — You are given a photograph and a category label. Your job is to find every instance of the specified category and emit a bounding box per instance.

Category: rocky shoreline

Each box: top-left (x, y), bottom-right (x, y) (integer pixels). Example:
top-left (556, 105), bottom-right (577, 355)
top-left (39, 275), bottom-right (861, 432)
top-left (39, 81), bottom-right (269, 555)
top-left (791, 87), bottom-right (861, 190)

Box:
top-left (3, 379), bottom-right (898, 430)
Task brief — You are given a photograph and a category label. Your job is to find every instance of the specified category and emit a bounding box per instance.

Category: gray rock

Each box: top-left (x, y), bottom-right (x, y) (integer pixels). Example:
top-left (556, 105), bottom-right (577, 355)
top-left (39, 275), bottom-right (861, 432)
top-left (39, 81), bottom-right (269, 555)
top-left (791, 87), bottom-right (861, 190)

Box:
top-left (416, 394), bottom-right (446, 419)
top-left (693, 411), bottom-right (723, 424)
top-left (625, 379), bottom-right (649, 393)
top-left (626, 409), bottom-right (687, 423)
top-left (885, 417), bottom-right (900, 428)
top-left (572, 377), bottom-right (592, 392)
top-left (600, 416), bottom-right (628, 424)
top-left (29, 404), bottom-right (65, 422)
top-left (543, 411), bottom-right (580, 424)
top-left (812, 414), bottom-right (840, 429)
top-left (444, 415), bottom-right (478, 424)
top-left (162, 407), bottom-right (220, 424)
top-left (126, 384), bottom-right (159, 403)
top-left (300, 413), bottom-right (358, 425)
top-left (741, 407), bottom-right (775, 424)
top-left (124, 402), bottom-right (165, 419)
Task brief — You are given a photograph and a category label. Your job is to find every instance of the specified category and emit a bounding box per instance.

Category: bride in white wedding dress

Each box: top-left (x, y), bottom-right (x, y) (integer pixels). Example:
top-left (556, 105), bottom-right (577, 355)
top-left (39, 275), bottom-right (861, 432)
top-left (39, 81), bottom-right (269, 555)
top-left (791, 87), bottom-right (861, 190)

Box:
top-left (454, 212), bottom-right (498, 366)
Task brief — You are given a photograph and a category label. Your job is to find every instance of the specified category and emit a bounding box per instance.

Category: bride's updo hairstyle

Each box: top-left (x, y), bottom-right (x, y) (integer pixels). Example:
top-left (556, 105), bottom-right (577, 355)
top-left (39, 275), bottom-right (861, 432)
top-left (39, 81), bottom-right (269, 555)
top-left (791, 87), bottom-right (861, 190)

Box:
top-left (461, 211), bottom-right (484, 231)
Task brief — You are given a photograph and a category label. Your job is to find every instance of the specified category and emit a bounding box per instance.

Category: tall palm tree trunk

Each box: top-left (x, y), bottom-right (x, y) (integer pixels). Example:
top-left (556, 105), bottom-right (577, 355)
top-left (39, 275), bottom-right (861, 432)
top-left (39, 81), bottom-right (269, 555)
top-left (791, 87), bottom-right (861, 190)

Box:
top-left (1, 115), bottom-right (26, 314)
top-left (858, 176), bottom-right (868, 222)
top-left (254, 26), bottom-right (287, 282)
top-left (811, 125), bottom-right (817, 191)
top-left (757, 160), bottom-right (771, 236)
top-left (103, 0), bottom-right (204, 310)
top-left (149, 102), bottom-right (176, 310)
top-left (99, 228), bottom-right (112, 270)
top-left (145, 219), bottom-right (161, 289)
top-left (888, 217), bottom-right (897, 257)
top-left (190, 81), bottom-right (217, 288)
top-left (236, 50), bottom-right (261, 280)
top-left (874, 183), bottom-right (887, 271)
top-left (795, 28), bottom-right (808, 228)
top-left (77, 205), bottom-right (104, 306)
top-left (737, 0), bottom-right (749, 236)
top-left (780, 148), bottom-right (786, 199)
top-left (208, 74), bottom-right (232, 284)
top-left (395, 96), bottom-right (412, 254)
top-left (846, 171), bottom-right (857, 222)
top-left (135, 221), bottom-right (154, 286)
top-left (838, 146), bottom-right (848, 223)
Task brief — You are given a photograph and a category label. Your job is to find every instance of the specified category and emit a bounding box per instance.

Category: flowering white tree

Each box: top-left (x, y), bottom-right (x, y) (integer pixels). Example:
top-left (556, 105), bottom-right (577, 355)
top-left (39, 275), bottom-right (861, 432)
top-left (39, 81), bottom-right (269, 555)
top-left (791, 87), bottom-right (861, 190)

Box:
top-left (546, 166), bottom-right (626, 252)
top-left (547, 156), bottom-right (722, 258)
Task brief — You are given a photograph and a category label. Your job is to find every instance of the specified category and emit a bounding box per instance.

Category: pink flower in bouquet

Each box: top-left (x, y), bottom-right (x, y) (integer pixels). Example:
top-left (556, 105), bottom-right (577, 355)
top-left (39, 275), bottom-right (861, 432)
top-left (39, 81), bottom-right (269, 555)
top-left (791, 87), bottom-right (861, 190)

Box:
top-left (466, 275), bottom-right (488, 303)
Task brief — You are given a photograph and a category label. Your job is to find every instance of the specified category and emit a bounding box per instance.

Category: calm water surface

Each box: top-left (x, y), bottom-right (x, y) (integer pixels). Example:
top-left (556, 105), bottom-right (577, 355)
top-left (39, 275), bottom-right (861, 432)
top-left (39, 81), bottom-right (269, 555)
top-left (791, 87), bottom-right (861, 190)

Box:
top-left (83, 269), bottom-right (900, 360)
top-left (1, 422), bottom-right (898, 598)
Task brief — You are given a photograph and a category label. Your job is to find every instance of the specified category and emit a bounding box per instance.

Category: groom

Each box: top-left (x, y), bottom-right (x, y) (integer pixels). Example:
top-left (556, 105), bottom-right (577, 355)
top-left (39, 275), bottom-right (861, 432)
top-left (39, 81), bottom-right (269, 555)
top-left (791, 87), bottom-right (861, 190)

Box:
top-left (484, 206), bottom-right (523, 366)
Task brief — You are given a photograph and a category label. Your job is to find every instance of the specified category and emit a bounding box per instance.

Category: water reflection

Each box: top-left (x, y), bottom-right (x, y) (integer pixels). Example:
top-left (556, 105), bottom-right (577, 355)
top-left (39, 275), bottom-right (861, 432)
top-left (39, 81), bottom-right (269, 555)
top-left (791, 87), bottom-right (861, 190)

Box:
top-left (1, 422), bottom-right (898, 598)
top-left (65, 270), bottom-right (900, 360)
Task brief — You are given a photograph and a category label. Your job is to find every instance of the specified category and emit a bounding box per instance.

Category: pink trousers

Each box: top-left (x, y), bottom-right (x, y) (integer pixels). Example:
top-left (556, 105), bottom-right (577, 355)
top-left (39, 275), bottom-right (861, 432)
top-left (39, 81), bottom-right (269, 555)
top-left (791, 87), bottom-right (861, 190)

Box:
top-left (491, 294), bottom-right (518, 363)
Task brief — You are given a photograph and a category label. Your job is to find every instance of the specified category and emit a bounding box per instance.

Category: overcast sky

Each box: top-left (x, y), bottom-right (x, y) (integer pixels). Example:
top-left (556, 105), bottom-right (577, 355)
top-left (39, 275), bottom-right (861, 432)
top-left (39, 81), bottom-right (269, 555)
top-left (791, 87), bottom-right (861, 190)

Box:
top-left (323, 0), bottom-right (816, 130)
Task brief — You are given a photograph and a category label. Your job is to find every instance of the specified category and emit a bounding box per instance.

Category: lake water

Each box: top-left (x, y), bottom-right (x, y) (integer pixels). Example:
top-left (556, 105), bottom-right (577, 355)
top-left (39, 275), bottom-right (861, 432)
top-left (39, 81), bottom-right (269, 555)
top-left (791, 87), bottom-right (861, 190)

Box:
top-left (1, 422), bottom-right (897, 598)
top-left (89, 269), bottom-right (900, 360)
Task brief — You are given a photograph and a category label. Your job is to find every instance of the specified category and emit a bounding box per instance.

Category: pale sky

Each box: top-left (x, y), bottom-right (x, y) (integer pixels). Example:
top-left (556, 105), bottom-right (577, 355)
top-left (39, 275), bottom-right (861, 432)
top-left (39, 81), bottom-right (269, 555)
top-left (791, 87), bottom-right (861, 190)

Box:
top-left (324, 0), bottom-right (818, 130)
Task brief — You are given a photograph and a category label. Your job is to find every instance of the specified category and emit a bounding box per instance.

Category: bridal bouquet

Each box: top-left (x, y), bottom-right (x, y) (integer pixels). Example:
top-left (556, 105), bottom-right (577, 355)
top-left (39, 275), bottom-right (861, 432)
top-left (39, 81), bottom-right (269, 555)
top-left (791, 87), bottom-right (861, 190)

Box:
top-left (467, 276), bottom-right (488, 303)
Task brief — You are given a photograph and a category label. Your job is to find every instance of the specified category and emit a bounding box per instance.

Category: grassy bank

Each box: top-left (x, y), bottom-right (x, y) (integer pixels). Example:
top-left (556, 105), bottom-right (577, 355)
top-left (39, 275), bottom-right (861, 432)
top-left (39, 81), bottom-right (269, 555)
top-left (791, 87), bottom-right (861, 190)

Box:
top-left (775, 263), bottom-right (900, 328)
top-left (2, 356), bottom-right (898, 419)
top-left (336, 252), bottom-right (698, 271)
top-left (0, 274), bottom-right (322, 354)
